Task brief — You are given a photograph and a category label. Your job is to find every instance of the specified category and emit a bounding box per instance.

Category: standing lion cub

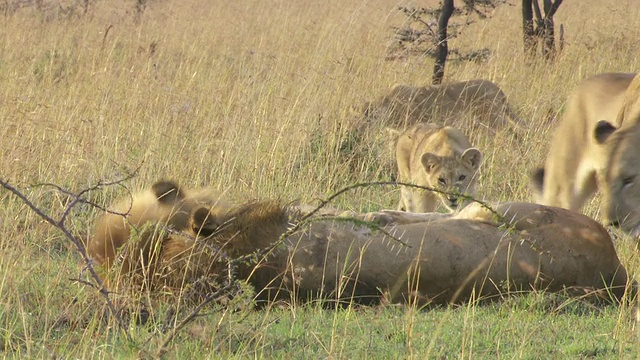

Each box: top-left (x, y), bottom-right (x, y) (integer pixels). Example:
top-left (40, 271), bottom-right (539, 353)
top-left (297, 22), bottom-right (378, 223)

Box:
top-left (396, 123), bottom-right (482, 212)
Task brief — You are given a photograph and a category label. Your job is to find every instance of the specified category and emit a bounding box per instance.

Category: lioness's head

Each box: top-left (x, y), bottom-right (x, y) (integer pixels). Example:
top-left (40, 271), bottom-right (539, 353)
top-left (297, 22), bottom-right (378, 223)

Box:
top-left (594, 73), bottom-right (640, 234)
top-left (595, 121), bottom-right (640, 234)
top-left (420, 148), bottom-right (482, 211)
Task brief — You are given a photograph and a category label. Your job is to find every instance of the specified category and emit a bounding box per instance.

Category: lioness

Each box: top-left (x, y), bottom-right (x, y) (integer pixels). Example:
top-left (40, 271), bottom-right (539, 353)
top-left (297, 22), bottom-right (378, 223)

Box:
top-left (396, 123), bottom-right (482, 212)
top-left (589, 73), bottom-right (640, 233)
top-left (361, 79), bottom-right (524, 131)
top-left (92, 181), bottom-right (631, 305)
top-left (530, 73), bottom-right (637, 219)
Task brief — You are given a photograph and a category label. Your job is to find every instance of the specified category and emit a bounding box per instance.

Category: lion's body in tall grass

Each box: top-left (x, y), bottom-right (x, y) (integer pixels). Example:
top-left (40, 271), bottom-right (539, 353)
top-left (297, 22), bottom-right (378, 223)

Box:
top-left (90, 181), bottom-right (630, 305)
top-left (360, 79), bottom-right (524, 132)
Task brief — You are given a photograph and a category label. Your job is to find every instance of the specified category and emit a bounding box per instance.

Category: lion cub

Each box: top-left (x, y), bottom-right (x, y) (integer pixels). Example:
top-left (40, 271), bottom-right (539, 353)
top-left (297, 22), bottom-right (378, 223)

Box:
top-left (396, 123), bottom-right (482, 212)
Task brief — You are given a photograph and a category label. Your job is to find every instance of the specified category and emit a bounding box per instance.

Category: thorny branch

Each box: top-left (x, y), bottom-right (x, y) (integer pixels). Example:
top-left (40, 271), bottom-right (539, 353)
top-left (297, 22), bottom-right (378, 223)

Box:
top-left (31, 171), bottom-right (139, 225)
top-left (219, 180), bottom-right (510, 293)
top-left (154, 268), bottom-right (241, 358)
top-left (305, 181), bottom-right (507, 224)
top-left (0, 177), bottom-right (134, 341)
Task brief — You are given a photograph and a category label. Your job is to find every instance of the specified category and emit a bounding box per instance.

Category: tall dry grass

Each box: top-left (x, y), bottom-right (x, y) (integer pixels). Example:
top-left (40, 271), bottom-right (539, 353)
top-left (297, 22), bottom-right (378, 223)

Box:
top-left (1, 0), bottom-right (640, 357)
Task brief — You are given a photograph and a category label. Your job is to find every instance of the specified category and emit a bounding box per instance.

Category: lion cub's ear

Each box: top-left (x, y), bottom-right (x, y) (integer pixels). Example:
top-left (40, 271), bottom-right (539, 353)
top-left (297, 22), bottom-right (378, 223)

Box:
top-left (421, 153), bottom-right (442, 173)
top-left (594, 120), bottom-right (618, 144)
top-left (190, 207), bottom-right (219, 238)
top-left (461, 148), bottom-right (482, 169)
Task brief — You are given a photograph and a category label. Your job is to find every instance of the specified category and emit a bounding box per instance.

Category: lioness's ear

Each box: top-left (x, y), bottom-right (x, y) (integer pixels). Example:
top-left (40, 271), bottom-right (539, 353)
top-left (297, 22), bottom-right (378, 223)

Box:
top-left (594, 120), bottom-right (618, 144)
top-left (461, 148), bottom-right (482, 169)
top-left (421, 153), bottom-right (441, 172)
top-left (190, 206), bottom-right (219, 237)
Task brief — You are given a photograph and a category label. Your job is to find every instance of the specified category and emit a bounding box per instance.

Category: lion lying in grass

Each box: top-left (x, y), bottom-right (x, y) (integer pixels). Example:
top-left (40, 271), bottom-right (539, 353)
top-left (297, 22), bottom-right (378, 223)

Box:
top-left (360, 79), bottom-right (525, 132)
top-left (88, 181), bottom-right (631, 305)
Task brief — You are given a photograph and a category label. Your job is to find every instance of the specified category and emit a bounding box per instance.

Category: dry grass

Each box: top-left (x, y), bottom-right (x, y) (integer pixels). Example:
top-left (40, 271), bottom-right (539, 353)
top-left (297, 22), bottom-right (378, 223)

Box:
top-left (1, 0), bottom-right (640, 357)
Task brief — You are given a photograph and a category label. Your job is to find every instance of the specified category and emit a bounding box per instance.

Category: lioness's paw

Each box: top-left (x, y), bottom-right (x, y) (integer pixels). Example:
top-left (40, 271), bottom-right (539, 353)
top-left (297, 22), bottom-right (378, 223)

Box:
top-left (361, 211), bottom-right (396, 226)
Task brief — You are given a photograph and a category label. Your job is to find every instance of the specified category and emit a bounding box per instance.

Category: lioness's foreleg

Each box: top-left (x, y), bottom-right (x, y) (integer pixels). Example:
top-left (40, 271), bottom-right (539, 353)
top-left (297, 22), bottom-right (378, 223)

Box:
top-left (399, 186), bottom-right (415, 211)
top-left (569, 163), bottom-right (598, 211)
top-left (361, 209), bottom-right (451, 225)
top-left (404, 189), bottom-right (437, 213)
top-left (397, 187), bottom-right (408, 211)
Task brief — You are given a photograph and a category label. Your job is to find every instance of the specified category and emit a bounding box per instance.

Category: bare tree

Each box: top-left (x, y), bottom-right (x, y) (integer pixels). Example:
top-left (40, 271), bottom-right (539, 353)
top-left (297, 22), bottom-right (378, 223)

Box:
top-left (390, 1), bottom-right (506, 85)
top-left (432, 0), bottom-right (455, 85)
top-left (522, 0), bottom-right (564, 61)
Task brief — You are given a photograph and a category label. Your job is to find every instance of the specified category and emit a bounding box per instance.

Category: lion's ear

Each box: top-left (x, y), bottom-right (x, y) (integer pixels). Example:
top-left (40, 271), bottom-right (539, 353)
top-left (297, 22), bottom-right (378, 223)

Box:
top-left (594, 120), bottom-right (618, 144)
top-left (152, 180), bottom-right (185, 204)
top-left (461, 148), bottom-right (482, 169)
top-left (421, 153), bottom-right (441, 173)
top-left (190, 207), bottom-right (218, 237)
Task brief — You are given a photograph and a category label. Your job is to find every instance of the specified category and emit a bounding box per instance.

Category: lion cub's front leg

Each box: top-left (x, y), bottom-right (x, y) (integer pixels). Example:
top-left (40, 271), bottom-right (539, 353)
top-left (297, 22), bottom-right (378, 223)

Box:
top-left (400, 186), bottom-right (437, 213)
top-left (399, 186), bottom-right (435, 212)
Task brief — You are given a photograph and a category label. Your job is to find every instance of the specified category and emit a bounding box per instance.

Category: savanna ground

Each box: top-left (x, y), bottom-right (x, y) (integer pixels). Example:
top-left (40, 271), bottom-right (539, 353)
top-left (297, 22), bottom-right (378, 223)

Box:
top-left (1, 0), bottom-right (640, 358)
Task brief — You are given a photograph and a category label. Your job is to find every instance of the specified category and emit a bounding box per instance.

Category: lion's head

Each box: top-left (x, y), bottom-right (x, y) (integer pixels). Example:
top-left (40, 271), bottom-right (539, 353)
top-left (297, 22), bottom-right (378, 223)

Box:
top-left (594, 73), bottom-right (640, 234)
top-left (595, 124), bottom-right (640, 234)
top-left (420, 147), bottom-right (482, 211)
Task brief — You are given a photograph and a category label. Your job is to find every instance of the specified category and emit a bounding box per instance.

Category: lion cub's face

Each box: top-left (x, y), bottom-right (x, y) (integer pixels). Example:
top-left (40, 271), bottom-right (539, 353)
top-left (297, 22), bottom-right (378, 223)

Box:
top-left (421, 148), bottom-right (482, 211)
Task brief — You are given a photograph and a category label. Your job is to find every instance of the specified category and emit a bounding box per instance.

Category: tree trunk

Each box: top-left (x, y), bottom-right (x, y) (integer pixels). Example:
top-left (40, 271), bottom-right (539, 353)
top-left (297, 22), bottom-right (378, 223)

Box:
top-left (522, 0), bottom-right (536, 60)
top-left (542, 17), bottom-right (555, 60)
top-left (521, 0), bottom-right (564, 62)
top-left (541, 0), bottom-right (563, 61)
top-left (432, 0), bottom-right (455, 85)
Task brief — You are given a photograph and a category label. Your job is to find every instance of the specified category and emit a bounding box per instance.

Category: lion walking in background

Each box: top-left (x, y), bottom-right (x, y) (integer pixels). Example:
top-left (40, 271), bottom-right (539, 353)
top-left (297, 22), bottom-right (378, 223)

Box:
top-left (361, 79), bottom-right (525, 131)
